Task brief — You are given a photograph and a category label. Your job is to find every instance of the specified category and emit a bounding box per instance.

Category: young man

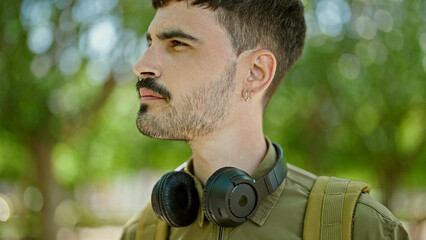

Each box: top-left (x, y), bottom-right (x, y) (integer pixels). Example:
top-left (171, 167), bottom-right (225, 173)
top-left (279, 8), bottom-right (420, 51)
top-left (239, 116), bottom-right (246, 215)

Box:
top-left (122, 0), bottom-right (409, 239)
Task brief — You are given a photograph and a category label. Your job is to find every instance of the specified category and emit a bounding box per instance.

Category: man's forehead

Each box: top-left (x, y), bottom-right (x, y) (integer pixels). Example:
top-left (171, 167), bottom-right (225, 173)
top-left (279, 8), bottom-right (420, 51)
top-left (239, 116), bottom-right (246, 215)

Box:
top-left (147, 1), bottom-right (219, 38)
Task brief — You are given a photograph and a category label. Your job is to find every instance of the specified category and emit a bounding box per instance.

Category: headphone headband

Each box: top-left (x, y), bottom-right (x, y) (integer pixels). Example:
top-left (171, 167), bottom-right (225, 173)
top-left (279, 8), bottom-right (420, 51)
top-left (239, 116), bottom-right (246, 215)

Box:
top-left (254, 142), bottom-right (287, 199)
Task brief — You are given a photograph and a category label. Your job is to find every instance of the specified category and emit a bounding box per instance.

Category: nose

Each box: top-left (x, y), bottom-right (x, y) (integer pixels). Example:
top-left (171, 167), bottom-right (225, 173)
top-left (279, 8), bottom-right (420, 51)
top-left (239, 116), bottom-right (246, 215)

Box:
top-left (133, 47), bottom-right (161, 79)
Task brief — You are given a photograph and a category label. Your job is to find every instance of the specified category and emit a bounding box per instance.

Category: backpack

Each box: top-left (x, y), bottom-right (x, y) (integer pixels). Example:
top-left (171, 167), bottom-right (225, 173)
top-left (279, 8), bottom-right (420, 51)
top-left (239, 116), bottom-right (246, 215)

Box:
top-left (303, 176), bottom-right (370, 240)
top-left (134, 175), bottom-right (370, 240)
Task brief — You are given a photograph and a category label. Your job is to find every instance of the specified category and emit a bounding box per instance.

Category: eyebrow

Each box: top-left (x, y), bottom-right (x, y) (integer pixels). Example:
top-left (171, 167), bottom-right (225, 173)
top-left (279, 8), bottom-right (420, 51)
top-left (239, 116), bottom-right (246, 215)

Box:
top-left (146, 28), bottom-right (203, 44)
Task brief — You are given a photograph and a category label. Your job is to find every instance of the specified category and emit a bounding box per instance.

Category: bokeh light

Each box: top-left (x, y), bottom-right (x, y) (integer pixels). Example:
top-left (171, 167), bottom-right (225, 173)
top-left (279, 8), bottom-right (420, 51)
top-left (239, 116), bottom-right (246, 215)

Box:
top-left (0, 195), bottom-right (12, 222)
top-left (23, 187), bottom-right (44, 212)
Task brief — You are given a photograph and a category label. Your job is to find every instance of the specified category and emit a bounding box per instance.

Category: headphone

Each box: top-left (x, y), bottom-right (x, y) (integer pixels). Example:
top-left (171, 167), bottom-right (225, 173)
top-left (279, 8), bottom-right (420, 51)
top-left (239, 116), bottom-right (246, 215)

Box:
top-left (151, 142), bottom-right (287, 228)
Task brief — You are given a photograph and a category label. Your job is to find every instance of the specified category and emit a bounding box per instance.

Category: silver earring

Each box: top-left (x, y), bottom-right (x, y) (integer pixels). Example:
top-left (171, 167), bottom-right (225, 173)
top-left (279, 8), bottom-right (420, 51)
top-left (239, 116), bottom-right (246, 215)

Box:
top-left (244, 90), bottom-right (254, 102)
top-left (244, 90), bottom-right (249, 102)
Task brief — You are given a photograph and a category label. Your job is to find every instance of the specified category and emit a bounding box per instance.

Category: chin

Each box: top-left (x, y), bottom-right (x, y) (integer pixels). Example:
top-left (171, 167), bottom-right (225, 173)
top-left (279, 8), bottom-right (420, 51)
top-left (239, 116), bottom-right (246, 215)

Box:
top-left (136, 117), bottom-right (189, 141)
top-left (138, 128), bottom-right (189, 142)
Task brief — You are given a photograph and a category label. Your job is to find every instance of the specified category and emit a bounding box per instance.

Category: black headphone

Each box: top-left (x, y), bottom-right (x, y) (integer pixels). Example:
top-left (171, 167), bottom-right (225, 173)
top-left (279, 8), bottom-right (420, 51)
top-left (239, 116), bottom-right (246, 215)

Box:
top-left (151, 142), bottom-right (287, 228)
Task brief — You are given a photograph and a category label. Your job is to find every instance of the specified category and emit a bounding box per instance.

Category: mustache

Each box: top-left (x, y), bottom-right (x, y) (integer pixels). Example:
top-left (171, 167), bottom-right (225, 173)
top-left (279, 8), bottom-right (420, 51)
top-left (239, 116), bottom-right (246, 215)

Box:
top-left (136, 77), bottom-right (172, 100)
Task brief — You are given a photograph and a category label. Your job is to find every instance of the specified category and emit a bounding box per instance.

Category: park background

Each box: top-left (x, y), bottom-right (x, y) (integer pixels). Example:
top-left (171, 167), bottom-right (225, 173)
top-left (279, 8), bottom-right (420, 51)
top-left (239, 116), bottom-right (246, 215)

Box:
top-left (0, 0), bottom-right (425, 239)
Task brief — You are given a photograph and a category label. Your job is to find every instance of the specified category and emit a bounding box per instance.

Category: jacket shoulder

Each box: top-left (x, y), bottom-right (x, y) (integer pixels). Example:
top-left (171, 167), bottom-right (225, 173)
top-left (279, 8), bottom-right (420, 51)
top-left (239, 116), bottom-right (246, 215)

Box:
top-left (120, 203), bottom-right (159, 240)
top-left (120, 211), bottom-right (140, 240)
top-left (286, 163), bottom-right (317, 191)
top-left (352, 193), bottom-right (409, 240)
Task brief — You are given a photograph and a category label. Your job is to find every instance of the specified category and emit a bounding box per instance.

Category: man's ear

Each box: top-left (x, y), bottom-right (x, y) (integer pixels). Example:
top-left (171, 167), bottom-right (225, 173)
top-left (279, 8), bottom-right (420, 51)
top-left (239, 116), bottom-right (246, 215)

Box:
top-left (244, 49), bottom-right (276, 97)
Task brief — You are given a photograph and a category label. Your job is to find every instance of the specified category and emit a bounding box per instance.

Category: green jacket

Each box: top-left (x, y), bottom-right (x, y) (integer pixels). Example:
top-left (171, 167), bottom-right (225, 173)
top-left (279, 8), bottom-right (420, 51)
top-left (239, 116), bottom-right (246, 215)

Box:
top-left (121, 140), bottom-right (409, 240)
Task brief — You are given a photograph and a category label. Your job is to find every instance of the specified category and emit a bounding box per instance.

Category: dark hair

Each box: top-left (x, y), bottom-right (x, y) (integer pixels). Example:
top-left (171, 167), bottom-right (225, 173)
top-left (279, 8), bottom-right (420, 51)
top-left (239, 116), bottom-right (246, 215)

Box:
top-left (152, 0), bottom-right (306, 108)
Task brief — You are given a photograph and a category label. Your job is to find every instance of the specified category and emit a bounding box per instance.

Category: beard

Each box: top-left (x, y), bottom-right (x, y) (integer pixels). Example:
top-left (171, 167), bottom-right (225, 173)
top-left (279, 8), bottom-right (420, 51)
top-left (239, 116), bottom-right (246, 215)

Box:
top-left (136, 61), bottom-right (237, 141)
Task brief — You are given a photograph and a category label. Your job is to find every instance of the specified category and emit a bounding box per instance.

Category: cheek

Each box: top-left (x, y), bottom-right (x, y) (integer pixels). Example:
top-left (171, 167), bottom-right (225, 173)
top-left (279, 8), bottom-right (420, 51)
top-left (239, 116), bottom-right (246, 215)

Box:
top-left (161, 45), bottom-right (235, 97)
top-left (163, 59), bottom-right (223, 92)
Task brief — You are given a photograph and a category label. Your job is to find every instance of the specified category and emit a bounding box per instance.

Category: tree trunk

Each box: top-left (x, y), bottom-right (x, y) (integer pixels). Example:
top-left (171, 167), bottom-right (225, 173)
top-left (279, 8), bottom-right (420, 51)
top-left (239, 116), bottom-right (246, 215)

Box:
top-left (28, 135), bottom-right (58, 240)
top-left (380, 170), bottom-right (397, 208)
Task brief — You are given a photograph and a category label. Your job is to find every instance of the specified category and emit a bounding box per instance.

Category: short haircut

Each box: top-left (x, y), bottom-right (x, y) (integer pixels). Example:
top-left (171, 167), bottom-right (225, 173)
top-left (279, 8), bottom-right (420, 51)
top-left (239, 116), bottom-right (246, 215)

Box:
top-left (152, 0), bottom-right (306, 109)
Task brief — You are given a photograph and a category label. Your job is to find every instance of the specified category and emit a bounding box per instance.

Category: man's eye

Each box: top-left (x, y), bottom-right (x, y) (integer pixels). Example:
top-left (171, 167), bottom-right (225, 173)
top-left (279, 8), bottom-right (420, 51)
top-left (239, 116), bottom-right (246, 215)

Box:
top-left (171, 40), bottom-right (188, 47)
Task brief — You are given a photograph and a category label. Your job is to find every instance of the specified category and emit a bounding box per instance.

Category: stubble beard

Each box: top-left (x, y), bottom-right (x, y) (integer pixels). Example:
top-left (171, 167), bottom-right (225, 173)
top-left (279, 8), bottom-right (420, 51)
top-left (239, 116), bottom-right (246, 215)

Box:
top-left (136, 61), bottom-right (237, 141)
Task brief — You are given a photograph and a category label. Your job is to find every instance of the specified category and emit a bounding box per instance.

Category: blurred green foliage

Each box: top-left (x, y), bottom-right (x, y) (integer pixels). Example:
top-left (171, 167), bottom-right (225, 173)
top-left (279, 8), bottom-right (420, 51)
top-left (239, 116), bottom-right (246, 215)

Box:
top-left (266, 0), bottom-right (426, 190)
top-left (0, 0), bottom-right (425, 239)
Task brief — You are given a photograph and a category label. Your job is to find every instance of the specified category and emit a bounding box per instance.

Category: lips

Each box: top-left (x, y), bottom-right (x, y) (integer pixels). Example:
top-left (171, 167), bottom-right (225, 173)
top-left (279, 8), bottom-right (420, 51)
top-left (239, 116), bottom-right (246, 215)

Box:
top-left (139, 88), bottom-right (166, 101)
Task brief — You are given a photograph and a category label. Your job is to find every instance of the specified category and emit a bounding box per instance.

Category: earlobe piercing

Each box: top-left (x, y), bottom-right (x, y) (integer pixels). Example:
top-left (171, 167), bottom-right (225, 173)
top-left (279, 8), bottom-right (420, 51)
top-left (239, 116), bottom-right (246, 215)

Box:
top-left (243, 90), bottom-right (254, 102)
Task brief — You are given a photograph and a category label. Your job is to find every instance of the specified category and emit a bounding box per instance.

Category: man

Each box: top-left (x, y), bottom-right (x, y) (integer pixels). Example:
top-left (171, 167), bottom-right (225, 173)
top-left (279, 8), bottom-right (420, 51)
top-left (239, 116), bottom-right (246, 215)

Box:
top-left (122, 0), bottom-right (409, 239)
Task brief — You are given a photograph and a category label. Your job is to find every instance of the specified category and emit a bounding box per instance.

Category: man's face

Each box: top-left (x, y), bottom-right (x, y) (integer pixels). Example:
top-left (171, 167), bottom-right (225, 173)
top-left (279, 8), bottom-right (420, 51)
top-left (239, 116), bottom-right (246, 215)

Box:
top-left (133, 1), bottom-right (239, 141)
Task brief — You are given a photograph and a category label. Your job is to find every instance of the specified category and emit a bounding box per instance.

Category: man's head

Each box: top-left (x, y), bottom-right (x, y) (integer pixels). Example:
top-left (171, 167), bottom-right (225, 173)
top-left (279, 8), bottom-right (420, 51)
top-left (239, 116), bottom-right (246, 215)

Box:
top-left (153, 0), bottom-right (306, 108)
top-left (133, 0), bottom-right (306, 141)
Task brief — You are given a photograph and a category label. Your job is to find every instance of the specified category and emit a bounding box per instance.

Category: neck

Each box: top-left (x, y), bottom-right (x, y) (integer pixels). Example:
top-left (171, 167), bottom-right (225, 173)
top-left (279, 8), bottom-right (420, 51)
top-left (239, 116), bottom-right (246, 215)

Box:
top-left (188, 117), bottom-right (267, 185)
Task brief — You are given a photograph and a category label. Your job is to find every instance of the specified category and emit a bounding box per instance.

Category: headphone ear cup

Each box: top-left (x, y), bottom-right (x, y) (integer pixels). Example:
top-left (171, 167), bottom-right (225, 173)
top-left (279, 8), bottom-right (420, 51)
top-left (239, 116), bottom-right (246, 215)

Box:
top-left (202, 167), bottom-right (234, 225)
top-left (202, 167), bottom-right (257, 227)
top-left (151, 171), bottom-right (199, 227)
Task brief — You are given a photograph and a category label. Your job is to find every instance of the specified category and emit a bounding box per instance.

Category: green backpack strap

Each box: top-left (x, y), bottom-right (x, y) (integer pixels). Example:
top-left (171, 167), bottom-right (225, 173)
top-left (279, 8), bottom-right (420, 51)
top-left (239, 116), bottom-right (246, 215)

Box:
top-left (303, 176), bottom-right (370, 240)
top-left (135, 202), bottom-right (169, 240)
